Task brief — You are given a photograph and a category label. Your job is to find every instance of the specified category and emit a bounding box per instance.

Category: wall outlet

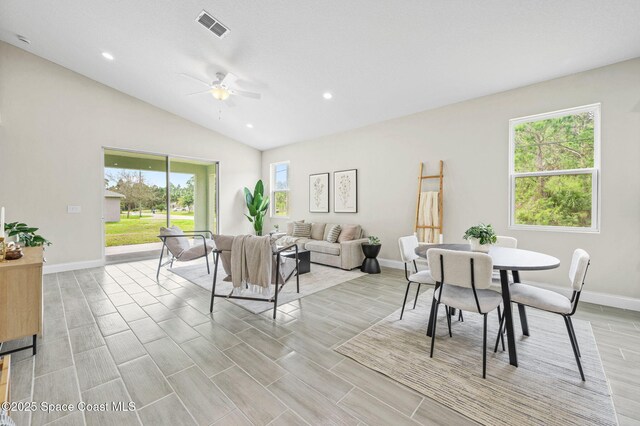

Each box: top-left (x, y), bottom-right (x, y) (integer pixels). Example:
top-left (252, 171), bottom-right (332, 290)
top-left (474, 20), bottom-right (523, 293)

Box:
top-left (67, 205), bottom-right (81, 214)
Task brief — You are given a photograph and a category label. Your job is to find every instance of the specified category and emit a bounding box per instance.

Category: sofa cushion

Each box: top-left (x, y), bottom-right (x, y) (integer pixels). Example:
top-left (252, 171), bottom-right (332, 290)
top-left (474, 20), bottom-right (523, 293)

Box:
top-left (310, 223), bottom-right (326, 240)
top-left (325, 225), bottom-right (342, 243)
top-left (292, 222), bottom-right (312, 238)
top-left (286, 220), bottom-right (304, 236)
top-left (305, 240), bottom-right (341, 256)
top-left (338, 224), bottom-right (362, 242)
top-left (323, 223), bottom-right (340, 240)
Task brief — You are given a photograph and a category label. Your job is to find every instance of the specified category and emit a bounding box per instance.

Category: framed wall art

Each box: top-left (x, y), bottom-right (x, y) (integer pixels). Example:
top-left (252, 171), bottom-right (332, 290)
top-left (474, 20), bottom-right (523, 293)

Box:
top-left (309, 173), bottom-right (330, 213)
top-left (334, 169), bottom-right (358, 213)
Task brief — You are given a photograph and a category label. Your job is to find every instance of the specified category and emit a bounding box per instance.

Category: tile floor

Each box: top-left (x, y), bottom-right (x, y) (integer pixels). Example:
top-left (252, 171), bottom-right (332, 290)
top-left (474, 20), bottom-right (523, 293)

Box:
top-left (3, 260), bottom-right (639, 425)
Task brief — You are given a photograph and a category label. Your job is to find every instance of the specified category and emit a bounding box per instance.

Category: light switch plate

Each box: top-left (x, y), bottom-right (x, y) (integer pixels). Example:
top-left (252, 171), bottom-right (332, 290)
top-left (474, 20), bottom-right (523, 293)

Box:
top-left (67, 205), bottom-right (81, 214)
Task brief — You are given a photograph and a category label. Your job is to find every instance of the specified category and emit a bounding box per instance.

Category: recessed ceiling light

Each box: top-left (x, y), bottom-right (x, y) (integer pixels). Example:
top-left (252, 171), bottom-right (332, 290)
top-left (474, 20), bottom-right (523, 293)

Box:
top-left (322, 92), bottom-right (333, 100)
top-left (246, 123), bottom-right (254, 129)
top-left (102, 52), bottom-right (114, 61)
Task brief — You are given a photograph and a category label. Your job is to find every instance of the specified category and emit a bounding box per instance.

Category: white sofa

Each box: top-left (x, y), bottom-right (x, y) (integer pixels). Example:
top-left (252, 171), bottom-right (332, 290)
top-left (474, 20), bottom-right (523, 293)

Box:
top-left (279, 221), bottom-right (367, 270)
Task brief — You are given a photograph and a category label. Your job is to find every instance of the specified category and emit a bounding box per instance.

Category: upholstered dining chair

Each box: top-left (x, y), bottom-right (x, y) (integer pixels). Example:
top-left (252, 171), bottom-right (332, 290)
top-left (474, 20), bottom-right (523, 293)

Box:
top-left (156, 226), bottom-right (216, 280)
top-left (492, 236), bottom-right (518, 282)
top-left (427, 248), bottom-right (503, 378)
top-left (398, 235), bottom-right (436, 319)
top-left (495, 249), bottom-right (591, 381)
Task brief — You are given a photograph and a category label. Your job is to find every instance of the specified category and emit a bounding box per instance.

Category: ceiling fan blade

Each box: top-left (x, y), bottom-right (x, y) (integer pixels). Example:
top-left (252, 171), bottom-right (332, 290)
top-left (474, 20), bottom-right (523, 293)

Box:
top-left (186, 89), bottom-right (212, 96)
top-left (229, 89), bottom-right (261, 99)
top-left (179, 73), bottom-right (211, 87)
top-left (220, 72), bottom-right (238, 87)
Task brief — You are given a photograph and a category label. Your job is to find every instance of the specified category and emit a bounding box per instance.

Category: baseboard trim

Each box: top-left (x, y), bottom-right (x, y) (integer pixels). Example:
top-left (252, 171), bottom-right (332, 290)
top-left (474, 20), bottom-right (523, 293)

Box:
top-left (43, 259), bottom-right (105, 274)
top-left (377, 257), bottom-right (640, 312)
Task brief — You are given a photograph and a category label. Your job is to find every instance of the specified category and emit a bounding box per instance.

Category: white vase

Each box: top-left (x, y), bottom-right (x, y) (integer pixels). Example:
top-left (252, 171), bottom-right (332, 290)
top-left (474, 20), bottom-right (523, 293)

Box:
top-left (468, 237), bottom-right (491, 253)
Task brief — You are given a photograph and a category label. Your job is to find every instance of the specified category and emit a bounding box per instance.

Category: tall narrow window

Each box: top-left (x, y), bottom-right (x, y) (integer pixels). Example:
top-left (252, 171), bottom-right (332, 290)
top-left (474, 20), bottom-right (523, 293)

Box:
top-left (271, 161), bottom-right (290, 217)
top-left (509, 104), bottom-right (600, 232)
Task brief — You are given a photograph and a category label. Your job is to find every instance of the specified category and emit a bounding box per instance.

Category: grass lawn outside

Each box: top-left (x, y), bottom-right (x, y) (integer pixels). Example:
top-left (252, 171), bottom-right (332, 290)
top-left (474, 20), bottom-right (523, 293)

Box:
top-left (105, 214), bottom-right (194, 246)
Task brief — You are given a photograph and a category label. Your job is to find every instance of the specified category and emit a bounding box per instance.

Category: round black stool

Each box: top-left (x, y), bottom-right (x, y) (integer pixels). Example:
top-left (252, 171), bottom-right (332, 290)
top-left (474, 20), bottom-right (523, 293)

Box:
top-left (360, 244), bottom-right (381, 274)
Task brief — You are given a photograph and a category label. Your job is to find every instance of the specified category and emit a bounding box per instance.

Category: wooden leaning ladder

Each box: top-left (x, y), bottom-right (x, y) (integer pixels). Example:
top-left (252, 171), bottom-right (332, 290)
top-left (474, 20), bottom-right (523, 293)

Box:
top-left (414, 161), bottom-right (444, 243)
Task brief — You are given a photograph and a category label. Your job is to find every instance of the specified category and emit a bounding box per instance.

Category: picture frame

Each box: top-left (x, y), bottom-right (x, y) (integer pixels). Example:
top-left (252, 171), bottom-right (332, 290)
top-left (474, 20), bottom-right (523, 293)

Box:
top-left (309, 173), bottom-right (330, 212)
top-left (334, 169), bottom-right (358, 213)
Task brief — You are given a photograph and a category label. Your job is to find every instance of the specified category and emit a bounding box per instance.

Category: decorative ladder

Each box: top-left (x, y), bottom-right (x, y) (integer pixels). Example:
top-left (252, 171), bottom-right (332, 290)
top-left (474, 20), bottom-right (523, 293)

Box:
top-left (414, 161), bottom-right (444, 243)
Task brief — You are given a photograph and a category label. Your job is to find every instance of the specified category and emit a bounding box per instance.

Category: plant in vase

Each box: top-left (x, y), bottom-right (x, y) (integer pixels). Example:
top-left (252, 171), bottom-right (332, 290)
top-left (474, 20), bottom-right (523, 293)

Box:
top-left (4, 222), bottom-right (52, 247)
top-left (463, 223), bottom-right (497, 253)
top-left (367, 235), bottom-right (381, 246)
top-left (243, 180), bottom-right (270, 236)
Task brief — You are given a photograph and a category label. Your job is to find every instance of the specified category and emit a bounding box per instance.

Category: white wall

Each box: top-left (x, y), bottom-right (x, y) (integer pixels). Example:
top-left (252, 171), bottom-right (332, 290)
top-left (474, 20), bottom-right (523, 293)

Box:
top-left (0, 42), bottom-right (261, 268)
top-left (262, 58), bottom-right (640, 304)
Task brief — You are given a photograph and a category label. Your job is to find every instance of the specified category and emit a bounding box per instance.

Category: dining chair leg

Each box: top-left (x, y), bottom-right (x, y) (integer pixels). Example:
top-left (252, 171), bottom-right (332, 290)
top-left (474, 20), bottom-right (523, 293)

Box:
top-left (495, 306), bottom-right (505, 352)
top-left (412, 283), bottom-right (422, 309)
top-left (458, 310), bottom-right (464, 322)
top-left (429, 300), bottom-right (440, 358)
top-left (400, 282), bottom-right (412, 320)
top-left (567, 316), bottom-right (581, 358)
top-left (563, 316), bottom-right (585, 381)
top-left (156, 246), bottom-right (164, 281)
top-left (482, 313), bottom-right (488, 379)
top-left (518, 303), bottom-right (529, 336)
top-left (205, 251), bottom-right (210, 274)
top-left (446, 307), bottom-right (452, 337)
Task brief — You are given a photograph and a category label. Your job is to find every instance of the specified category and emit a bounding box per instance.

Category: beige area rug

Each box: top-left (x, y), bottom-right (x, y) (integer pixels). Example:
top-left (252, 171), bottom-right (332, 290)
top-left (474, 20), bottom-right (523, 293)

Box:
top-left (170, 259), bottom-right (366, 314)
top-left (335, 288), bottom-right (617, 426)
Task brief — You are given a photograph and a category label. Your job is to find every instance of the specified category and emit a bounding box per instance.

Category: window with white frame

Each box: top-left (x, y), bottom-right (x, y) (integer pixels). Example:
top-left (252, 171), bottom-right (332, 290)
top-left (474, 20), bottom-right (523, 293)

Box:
top-left (509, 104), bottom-right (600, 232)
top-left (270, 161), bottom-right (289, 217)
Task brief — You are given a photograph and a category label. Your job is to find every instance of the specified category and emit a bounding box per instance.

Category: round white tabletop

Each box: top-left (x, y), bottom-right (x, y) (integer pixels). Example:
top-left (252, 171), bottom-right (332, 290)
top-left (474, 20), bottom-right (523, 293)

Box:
top-left (415, 244), bottom-right (560, 271)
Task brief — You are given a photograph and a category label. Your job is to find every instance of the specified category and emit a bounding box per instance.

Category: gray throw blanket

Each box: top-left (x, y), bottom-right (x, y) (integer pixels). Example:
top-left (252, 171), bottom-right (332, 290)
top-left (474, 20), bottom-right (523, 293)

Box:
top-left (230, 235), bottom-right (273, 296)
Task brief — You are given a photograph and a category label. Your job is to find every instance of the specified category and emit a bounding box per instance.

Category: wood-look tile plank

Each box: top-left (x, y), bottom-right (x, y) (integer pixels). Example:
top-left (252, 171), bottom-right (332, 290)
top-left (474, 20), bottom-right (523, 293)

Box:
top-left (96, 312), bottom-right (130, 336)
top-left (338, 387), bottom-right (420, 426)
top-left (118, 356), bottom-right (173, 407)
top-left (157, 317), bottom-right (201, 344)
top-left (268, 374), bottom-right (358, 426)
top-left (144, 337), bottom-right (194, 376)
top-left (69, 323), bottom-right (106, 354)
top-left (31, 367), bottom-right (81, 425)
top-left (223, 342), bottom-right (287, 386)
top-left (74, 346), bottom-right (120, 391)
top-left (179, 337), bottom-right (235, 377)
top-left (105, 330), bottom-right (147, 365)
top-left (128, 317), bottom-right (168, 344)
top-left (82, 379), bottom-right (141, 426)
top-left (34, 336), bottom-right (74, 377)
top-left (211, 366), bottom-right (286, 426)
top-left (194, 321), bottom-right (242, 350)
top-left (168, 366), bottom-right (235, 425)
top-left (236, 327), bottom-right (294, 361)
top-left (138, 393), bottom-right (196, 426)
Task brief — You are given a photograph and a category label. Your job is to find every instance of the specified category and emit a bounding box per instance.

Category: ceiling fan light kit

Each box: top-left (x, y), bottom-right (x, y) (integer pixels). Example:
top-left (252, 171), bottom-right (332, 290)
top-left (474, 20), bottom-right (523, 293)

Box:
top-left (211, 86), bottom-right (230, 100)
top-left (181, 72), bottom-right (261, 103)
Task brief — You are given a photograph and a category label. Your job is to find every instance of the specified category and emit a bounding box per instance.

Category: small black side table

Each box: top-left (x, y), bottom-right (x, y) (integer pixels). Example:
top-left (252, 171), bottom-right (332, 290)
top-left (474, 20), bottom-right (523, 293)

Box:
top-left (361, 244), bottom-right (381, 274)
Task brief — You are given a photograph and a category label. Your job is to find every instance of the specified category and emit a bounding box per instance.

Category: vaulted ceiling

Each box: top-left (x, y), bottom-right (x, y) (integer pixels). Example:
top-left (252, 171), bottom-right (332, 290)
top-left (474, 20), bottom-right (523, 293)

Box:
top-left (1, 1), bottom-right (639, 150)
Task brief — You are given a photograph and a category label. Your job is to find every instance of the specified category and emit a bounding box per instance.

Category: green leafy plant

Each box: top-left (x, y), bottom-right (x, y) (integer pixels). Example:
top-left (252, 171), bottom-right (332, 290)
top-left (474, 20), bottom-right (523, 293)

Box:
top-left (4, 222), bottom-right (52, 247)
top-left (243, 180), bottom-right (270, 236)
top-left (463, 223), bottom-right (497, 245)
top-left (367, 235), bottom-right (381, 245)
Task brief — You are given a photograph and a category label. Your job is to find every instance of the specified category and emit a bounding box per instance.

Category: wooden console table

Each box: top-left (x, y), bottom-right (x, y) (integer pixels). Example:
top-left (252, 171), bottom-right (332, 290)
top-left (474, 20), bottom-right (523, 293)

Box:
top-left (0, 247), bottom-right (44, 356)
top-left (0, 355), bottom-right (10, 415)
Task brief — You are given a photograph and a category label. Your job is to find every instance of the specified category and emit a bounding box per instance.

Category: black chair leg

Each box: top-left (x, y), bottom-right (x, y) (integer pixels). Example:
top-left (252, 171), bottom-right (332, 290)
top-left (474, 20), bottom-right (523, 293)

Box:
top-left (518, 303), bottom-right (529, 336)
top-left (429, 300), bottom-right (440, 358)
top-left (205, 252), bottom-right (210, 274)
top-left (400, 282), bottom-right (412, 320)
top-left (156, 246), bottom-right (164, 281)
top-left (494, 306), bottom-right (505, 353)
top-left (567, 317), bottom-right (581, 358)
top-left (458, 310), bottom-right (464, 322)
top-left (563, 316), bottom-right (585, 381)
top-left (412, 283), bottom-right (421, 309)
top-left (446, 307), bottom-right (452, 337)
top-left (483, 313), bottom-right (488, 379)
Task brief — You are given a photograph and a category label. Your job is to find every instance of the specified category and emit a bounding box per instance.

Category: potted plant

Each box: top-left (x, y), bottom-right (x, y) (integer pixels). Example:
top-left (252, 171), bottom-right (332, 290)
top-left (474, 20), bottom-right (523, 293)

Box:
top-left (463, 223), bottom-right (497, 253)
top-left (243, 180), bottom-right (270, 236)
top-left (4, 222), bottom-right (51, 247)
top-left (361, 236), bottom-right (382, 273)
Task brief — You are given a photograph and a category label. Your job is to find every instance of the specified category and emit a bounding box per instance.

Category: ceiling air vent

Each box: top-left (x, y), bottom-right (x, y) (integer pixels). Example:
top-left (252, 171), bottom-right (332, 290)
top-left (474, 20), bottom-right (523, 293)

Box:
top-left (196, 10), bottom-right (229, 38)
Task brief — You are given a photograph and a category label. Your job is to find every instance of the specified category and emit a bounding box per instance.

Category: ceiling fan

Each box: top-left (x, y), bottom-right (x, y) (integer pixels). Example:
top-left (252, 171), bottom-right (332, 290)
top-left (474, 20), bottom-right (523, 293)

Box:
top-left (181, 72), bottom-right (261, 105)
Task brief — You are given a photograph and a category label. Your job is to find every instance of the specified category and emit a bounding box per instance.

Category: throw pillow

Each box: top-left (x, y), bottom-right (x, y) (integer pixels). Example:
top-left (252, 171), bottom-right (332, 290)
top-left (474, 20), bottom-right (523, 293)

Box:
top-left (159, 226), bottom-right (190, 255)
top-left (310, 223), bottom-right (326, 240)
top-left (338, 224), bottom-right (362, 243)
top-left (286, 220), bottom-right (304, 236)
top-left (292, 222), bottom-right (312, 238)
top-left (325, 225), bottom-right (342, 243)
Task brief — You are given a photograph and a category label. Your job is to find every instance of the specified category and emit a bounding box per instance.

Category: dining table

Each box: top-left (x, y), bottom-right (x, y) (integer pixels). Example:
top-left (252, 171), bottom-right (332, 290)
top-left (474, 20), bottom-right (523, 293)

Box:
top-left (415, 243), bottom-right (560, 367)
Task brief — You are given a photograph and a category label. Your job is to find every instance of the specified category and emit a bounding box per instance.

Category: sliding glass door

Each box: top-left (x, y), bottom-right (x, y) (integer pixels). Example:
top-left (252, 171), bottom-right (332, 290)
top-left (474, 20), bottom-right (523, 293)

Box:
top-left (103, 148), bottom-right (217, 262)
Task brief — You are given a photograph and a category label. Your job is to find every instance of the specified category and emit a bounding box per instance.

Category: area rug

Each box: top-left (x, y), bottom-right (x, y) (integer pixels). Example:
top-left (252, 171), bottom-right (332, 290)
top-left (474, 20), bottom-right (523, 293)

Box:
top-left (170, 259), bottom-right (365, 314)
top-left (335, 289), bottom-right (617, 426)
